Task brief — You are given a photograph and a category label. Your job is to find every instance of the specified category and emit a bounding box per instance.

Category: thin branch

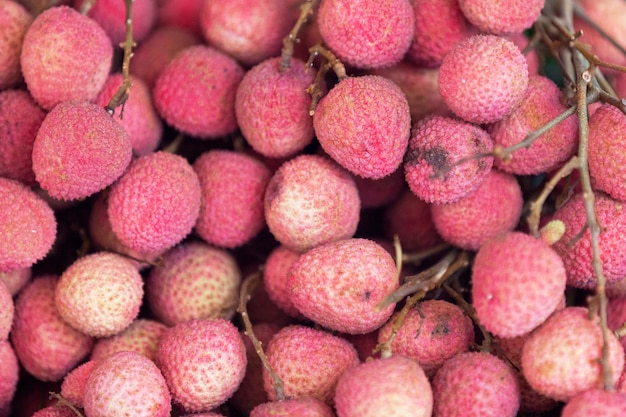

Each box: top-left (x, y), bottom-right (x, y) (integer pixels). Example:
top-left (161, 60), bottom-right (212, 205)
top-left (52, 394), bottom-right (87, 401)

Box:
top-left (280, 0), bottom-right (319, 71)
top-left (573, 2), bottom-right (626, 57)
top-left (105, 0), bottom-right (135, 119)
top-left (49, 392), bottom-right (85, 417)
top-left (402, 243), bottom-right (450, 265)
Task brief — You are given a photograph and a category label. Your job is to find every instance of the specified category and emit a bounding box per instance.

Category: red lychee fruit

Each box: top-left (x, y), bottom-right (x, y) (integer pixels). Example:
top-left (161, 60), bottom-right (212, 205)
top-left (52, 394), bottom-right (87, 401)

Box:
top-left (334, 355), bottom-right (433, 417)
top-left (90, 318), bottom-right (167, 362)
top-left (562, 389), bottom-right (626, 416)
top-left (438, 34), bottom-right (529, 124)
top-left (83, 351), bottom-right (171, 417)
top-left (432, 351), bottom-right (520, 417)
top-left (76, 0), bottom-right (156, 45)
top-left (317, 0), bottom-right (415, 69)
top-left (157, 0), bottom-right (203, 37)
top-left (235, 57), bottom-right (316, 159)
top-left (521, 307), bottom-right (625, 401)
top-left (59, 360), bottom-right (97, 409)
top-left (146, 241), bottom-right (241, 325)
top-left (263, 325), bottom-right (360, 405)
top-left (0, 281), bottom-right (11, 341)
top-left (0, 267), bottom-right (31, 296)
top-left (107, 151), bottom-right (201, 254)
top-left (0, 0), bottom-right (31, 90)
top-left (32, 100), bottom-right (132, 200)
top-left (313, 75), bottom-right (411, 180)
top-left (153, 45), bottom-right (244, 139)
top-left (431, 169), bottom-right (523, 251)
top-left (31, 406), bottom-right (75, 417)
top-left (288, 238), bottom-right (399, 334)
top-left (458, 0), bottom-right (544, 34)
top-left (0, 340), bottom-right (18, 415)
top-left (0, 177), bottom-right (56, 272)
top-left (353, 167), bottom-right (406, 209)
top-left (11, 275), bottom-right (94, 381)
top-left (250, 397), bottom-right (335, 417)
top-left (377, 300), bottom-right (475, 377)
top-left (55, 252), bottom-right (144, 338)
top-left (156, 318), bottom-right (247, 412)
top-left (264, 154), bottom-right (360, 253)
top-left (263, 245), bottom-right (303, 319)
top-left (20, 5), bottom-right (112, 110)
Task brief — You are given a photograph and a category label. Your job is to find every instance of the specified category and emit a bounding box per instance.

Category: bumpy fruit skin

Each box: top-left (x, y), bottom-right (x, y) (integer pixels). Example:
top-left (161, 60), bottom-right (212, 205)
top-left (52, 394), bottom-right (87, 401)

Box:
top-left (472, 232), bottom-right (567, 338)
top-left (334, 355), bottom-right (433, 417)
top-left (0, 177), bottom-right (56, 272)
top-left (0, 0), bottom-right (31, 90)
top-left (314, 75), bottom-right (411, 179)
top-left (562, 388), bottom-right (626, 416)
top-left (433, 351), bottom-right (520, 417)
top-left (0, 340), bottom-right (18, 415)
top-left (382, 190), bottom-right (441, 251)
top-left (288, 238), bottom-right (399, 334)
top-left (438, 34), bottom-right (529, 124)
top-left (31, 406), bottom-right (76, 417)
top-left (0, 267), bottom-right (31, 296)
top-left (250, 397), bottom-right (335, 417)
top-left (60, 360), bottom-right (97, 409)
top-left (264, 155), bottom-right (360, 253)
top-left (153, 45), bottom-right (244, 139)
top-left (156, 318), bottom-right (247, 412)
top-left (83, 351), bottom-right (171, 417)
top-left (107, 151), bottom-right (201, 254)
top-left (403, 115), bottom-right (494, 204)
top-left (0, 281), bottom-right (11, 341)
top-left (263, 245), bottom-right (303, 319)
top-left (20, 6), bottom-right (112, 110)
top-left (90, 319), bottom-right (167, 362)
top-left (521, 307), bottom-right (625, 402)
top-left (78, 0), bottom-right (156, 45)
top-left (318, 0), bottom-right (414, 69)
top-left (354, 168), bottom-right (406, 209)
top-left (263, 325), bottom-right (360, 404)
top-left (552, 192), bottom-right (626, 288)
top-left (458, 0), bottom-right (544, 34)
top-left (32, 100), bottom-right (132, 200)
top-left (157, 0), bottom-right (203, 37)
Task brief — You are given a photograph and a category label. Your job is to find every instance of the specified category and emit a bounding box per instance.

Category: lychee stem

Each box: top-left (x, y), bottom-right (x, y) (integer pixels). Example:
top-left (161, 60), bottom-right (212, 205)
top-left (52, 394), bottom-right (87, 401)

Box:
top-left (573, 2), bottom-right (626, 57)
top-left (402, 243), bottom-right (450, 266)
top-left (305, 43), bottom-right (347, 115)
top-left (279, 0), bottom-right (320, 72)
top-left (48, 392), bottom-right (85, 417)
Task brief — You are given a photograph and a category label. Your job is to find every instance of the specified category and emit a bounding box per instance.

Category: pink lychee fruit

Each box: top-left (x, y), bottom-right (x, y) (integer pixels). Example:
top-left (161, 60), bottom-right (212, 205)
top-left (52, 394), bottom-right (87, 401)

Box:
top-left (11, 275), bottom-right (94, 381)
top-left (59, 360), bottom-right (97, 409)
top-left (438, 34), bottom-right (529, 124)
top-left (107, 151), bottom-right (201, 254)
top-left (313, 75), bottom-right (411, 179)
top-left (90, 318), bottom-right (168, 362)
top-left (31, 406), bottom-right (75, 417)
top-left (0, 340), bottom-right (18, 415)
top-left (458, 0), bottom-right (544, 34)
top-left (20, 5), bottom-right (112, 110)
top-left (334, 355), bottom-right (433, 417)
top-left (341, 331), bottom-right (380, 362)
top-left (263, 245), bottom-right (303, 319)
top-left (0, 0), bottom-right (31, 90)
top-left (472, 231), bottom-right (567, 338)
top-left (521, 307), bottom-right (625, 401)
top-left (403, 115), bottom-right (494, 204)
top-left (83, 351), bottom-right (171, 417)
top-left (562, 388), bottom-right (626, 416)
top-left (146, 241), bottom-right (241, 325)
top-left (377, 299), bottom-right (475, 378)
top-left (0, 267), bottom-right (31, 296)
top-left (432, 351), bottom-right (520, 417)
top-left (157, 0), bottom-right (203, 37)
top-left (353, 167), bottom-right (406, 209)
top-left (156, 318), bottom-right (247, 412)
top-left (0, 281), bottom-right (11, 341)
top-left (76, 0), bottom-right (156, 45)
top-left (317, 0), bottom-right (415, 69)
top-left (32, 100), bottom-right (132, 201)
top-left (263, 325), bottom-right (360, 405)
top-left (288, 238), bottom-right (399, 334)
top-left (250, 397), bottom-right (335, 417)
top-left (54, 252), bottom-right (144, 338)
top-left (264, 154), bottom-right (360, 253)
top-left (0, 177), bottom-right (56, 272)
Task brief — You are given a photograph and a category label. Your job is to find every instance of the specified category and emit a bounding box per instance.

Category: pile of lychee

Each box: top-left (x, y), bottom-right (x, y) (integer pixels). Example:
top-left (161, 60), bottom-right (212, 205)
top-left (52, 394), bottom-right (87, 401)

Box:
top-left (2, 0), bottom-right (626, 416)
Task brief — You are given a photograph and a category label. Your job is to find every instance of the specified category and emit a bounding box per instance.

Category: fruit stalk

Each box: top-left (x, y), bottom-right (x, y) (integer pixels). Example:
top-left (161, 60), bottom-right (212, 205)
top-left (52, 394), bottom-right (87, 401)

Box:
top-left (105, 0), bottom-right (135, 118)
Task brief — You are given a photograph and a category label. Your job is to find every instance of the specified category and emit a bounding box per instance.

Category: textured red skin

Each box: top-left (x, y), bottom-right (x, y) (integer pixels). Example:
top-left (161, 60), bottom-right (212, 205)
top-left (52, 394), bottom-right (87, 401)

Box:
top-left (146, 242), bottom-right (241, 325)
top-left (90, 319), bottom-right (167, 362)
top-left (264, 155), bottom-right (360, 253)
top-left (335, 355), bottom-right (432, 417)
top-left (552, 192), bottom-right (626, 288)
top-left (341, 331), bottom-right (380, 362)
top-left (200, 0), bottom-right (300, 66)
top-left (0, 282), bottom-right (11, 341)
top-left (382, 190), bottom-right (441, 251)
top-left (288, 238), bottom-right (399, 334)
top-left (508, 32), bottom-right (540, 75)
top-left (407, 0), bottom-right (477, 68)
top-left (11, 275), bottom-right (94, 381)
top-left (377, 300), bottom-right (474, 378)
top-left (263, 245), bottom-right (303, 319)
top-left (59, 360), bottom-right (97, 409)
top-left (433, 352), bottom-right (520, 417)
top-left (0, 267), bottom-right (31, 296)
top-left (0, 177), bottom-right (56, 272)
top-left (562, 389), bottom-right (626, 416)
top-left (607, 296), bottom-right (626, 350)
top-left (236, 57), bottom-right (315, 159)
top-left (314, 75), bottom-right (411, 179)
top-left (193, 150), bottom-right (271, 248)
top-left (0, 1), bottom-right (31, 89)
top-left (129, 25), bottom-right (200, 89)
top-left (438, 34), bottom-right (529, 124)
top-left (157, 0), bottom-right (203, 37)
top-left (156, 318), bottom-right (247, 412)
top-left (107, 151), bottom-right (201, 254)
top-left (404, 115), bottom-right (494, 204)
top-left (83, 351), bottom-right (171, 417)
top-left (31, 406), bottom-right (76, 417)
top-left (522, 307), bottom-right (625, 402)
top-left (76, 0), bottom-right (156, 44)
top-left (153, 45), bottom-right (244, 139)
top-left (262, 325), bottom-right (359, 404)
top-left (431, 169), bottom-right (523, 251)
top-left (472, 232), bottom-right (567, 338)
top-left (353, 167), bottom-right (406, 209)
top-left (490, 75), bottom-right (579, 175)
top-left (95, 73), bottom-right (162, 156)
top-left (458, 0), bottom-right (544, 34)
top-left (250, 397), bottom-right (335, 417)
top-left (20, 6), bottom-right (112, 110)
top-left (0, 89), bottom-right (45, 185)
top-left (32, 100), bottom-right (132, 200)
top-left (0, 340), bottom-right (18, 414)
top-left (588, 104), bottom-right (626, 201)
top-left (318, 0), bottom-right (414, 69)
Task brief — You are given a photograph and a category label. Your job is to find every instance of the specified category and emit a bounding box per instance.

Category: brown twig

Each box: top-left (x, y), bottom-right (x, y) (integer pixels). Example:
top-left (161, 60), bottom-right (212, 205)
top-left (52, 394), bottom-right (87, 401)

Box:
top-left (105, 0), bottom-right (135, 119)
top-left (49, 392), bottom-right (85, 417)
top-left (280, 0), bottom-right (319, 72)
top-left (402, 243), bottom-right (450, 265)
top-left (305, 43), bottom-right (347, 115)
top-left (573, 2), bottom-right (626, 57)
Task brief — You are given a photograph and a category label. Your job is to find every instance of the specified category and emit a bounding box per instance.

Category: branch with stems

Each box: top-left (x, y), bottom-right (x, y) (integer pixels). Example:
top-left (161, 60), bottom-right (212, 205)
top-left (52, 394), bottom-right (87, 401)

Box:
top-left (305, 43), bottom-right (347, 115)
top-left (105, 0), bottom-right (135, 119)
top-left (280, 0), bottom-right (319, 71)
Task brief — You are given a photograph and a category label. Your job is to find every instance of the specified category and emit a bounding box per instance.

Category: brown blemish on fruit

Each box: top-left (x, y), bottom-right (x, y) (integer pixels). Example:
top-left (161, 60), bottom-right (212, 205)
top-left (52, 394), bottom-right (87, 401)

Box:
top-left (423, 146), bottom-right (448, 171)
top-left (431, 322), bottom-right (450, 336)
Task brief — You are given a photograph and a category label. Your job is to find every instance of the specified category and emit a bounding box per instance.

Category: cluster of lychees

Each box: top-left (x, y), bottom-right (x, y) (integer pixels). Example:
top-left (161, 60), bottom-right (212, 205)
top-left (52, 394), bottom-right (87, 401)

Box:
top-left (3, 0), bottom-right (626, 416)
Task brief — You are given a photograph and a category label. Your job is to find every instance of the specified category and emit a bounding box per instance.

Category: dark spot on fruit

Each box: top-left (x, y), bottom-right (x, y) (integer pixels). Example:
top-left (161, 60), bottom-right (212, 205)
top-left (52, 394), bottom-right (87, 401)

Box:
top-left (423, 146), bottom-right (448, 171)
top-left (431, 323), bottom-right (449, 336)
top-left (364, 291), bottom-right (371, 300)
top-left (403, 147), bottom-right (421, 166)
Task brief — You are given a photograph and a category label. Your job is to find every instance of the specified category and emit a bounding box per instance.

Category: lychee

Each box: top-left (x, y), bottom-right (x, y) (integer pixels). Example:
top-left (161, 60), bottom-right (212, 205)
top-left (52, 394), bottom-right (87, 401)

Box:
top-left (0, 340), bottom-right (18, 415)
top-left (250, 397), bottom-right (335, 417)
top-left (0, 267), bottom-right (31, 296)
top-left (59, 360), bottom-right (97, 409)
top-left (0, 281), bottom-right (11, 341)
top-left (90, 318), bottom-right (167, 362)
top-left (157, 0), bottom-right (203, 37)
top-left (458, 0), bottom-right (544, 34)
top-left (263, 245), bottom-right (303, 319)
top-left (353, 167), bottom-right (406, 209)
top-left (562, 389), bottom-right (626, 416)
top-left (0, 0), bottom-right (31, 90)
top-left (77, 0), bottom-right (156, 45)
